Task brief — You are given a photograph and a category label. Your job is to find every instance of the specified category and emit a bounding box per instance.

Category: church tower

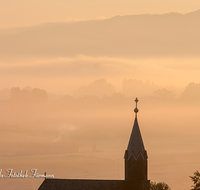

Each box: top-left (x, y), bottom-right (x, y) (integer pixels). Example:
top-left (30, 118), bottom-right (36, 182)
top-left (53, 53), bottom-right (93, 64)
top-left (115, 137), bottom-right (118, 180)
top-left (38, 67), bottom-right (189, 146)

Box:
top-left (124, 98), bottom-right (148, 181)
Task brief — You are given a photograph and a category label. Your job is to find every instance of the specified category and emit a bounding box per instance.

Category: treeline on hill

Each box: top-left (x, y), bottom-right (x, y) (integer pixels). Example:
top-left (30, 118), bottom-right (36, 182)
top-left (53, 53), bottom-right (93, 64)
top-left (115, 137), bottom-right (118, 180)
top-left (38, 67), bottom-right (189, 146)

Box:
top-left (1, 80), bottom-right (200, 104)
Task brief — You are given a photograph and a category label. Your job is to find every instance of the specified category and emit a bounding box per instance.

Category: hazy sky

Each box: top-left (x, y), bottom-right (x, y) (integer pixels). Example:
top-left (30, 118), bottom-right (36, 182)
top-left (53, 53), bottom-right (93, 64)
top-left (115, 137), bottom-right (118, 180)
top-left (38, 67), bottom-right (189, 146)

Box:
top-left (0, 56), bottom-right (199, 94)
top-left (1, 0), bottom-right (200, 28)
top-left (1, 1), bottom-right (200, 190)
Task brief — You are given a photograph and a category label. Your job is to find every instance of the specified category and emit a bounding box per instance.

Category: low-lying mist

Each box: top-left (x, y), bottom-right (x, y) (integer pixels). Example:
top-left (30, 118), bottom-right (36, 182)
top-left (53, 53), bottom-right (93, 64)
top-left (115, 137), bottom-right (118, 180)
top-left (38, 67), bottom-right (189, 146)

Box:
top-left (0, 81), bottom-right (200, 190)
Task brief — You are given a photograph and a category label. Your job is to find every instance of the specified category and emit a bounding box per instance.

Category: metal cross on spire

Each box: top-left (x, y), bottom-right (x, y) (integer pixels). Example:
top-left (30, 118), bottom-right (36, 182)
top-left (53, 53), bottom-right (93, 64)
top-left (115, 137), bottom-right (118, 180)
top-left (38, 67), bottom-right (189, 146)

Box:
top-left (134, 97), bottom-right (139, 118)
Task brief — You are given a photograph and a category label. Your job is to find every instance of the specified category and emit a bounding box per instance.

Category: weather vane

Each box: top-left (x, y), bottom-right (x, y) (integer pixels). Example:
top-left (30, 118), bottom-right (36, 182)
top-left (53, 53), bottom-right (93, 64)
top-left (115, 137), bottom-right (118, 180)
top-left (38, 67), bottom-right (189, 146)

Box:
top-left (134, 97), bottom-right (139, 118)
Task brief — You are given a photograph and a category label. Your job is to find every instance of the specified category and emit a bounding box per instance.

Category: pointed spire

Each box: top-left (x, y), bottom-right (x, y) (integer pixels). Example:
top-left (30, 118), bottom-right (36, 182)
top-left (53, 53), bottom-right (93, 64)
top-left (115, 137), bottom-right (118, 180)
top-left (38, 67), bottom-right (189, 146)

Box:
top-left (127, 117), bottom-right (145, 159)
top-left (126, 98), bottom-right (146, 160)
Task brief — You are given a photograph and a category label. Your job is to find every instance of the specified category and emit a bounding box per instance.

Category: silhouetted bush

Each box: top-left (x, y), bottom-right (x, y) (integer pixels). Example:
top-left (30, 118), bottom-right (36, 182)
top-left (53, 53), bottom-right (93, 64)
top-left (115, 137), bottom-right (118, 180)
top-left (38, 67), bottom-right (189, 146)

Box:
top-left (150, 181), bottom-right (171, 190)
top-left (190, 170), bottom-right (200, 190)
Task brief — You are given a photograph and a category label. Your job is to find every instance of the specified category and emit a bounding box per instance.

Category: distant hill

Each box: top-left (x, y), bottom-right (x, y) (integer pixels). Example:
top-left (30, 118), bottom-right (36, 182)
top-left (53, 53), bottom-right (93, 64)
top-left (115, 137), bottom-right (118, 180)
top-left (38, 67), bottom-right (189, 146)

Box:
top-left (0, 9), bottom-right (200, 58)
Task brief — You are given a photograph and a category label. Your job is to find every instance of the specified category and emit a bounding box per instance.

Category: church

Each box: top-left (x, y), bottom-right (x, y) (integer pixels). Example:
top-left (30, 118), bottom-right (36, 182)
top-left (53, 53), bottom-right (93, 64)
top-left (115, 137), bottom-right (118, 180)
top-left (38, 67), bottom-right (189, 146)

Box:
top-left (38, 98), bottom-right (150, 190)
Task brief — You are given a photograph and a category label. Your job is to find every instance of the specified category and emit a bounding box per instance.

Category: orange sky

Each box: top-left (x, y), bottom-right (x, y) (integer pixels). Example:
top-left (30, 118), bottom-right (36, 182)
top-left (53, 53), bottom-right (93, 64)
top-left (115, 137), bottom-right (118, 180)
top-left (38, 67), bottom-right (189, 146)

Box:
top-left (0, 0), bottom-right (200, 28)
top-left (1, 56), bottom-right (200, 94)
top-left (1, 1), bottom-right (200, 190)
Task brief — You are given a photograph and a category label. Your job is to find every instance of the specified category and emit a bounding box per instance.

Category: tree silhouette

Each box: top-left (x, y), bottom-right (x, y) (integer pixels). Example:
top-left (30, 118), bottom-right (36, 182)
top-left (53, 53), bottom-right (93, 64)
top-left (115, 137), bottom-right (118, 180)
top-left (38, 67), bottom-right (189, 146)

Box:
top-left (150, 181), bottom-right (171, 190)
top-left (190, 170), bottom-right (200, 190)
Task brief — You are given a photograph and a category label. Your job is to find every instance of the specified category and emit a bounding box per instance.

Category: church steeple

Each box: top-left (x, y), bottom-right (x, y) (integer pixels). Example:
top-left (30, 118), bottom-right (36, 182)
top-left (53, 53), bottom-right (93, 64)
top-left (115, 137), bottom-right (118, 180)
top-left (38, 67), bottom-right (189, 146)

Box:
top-left (124, 98), bottom-right (148, 181)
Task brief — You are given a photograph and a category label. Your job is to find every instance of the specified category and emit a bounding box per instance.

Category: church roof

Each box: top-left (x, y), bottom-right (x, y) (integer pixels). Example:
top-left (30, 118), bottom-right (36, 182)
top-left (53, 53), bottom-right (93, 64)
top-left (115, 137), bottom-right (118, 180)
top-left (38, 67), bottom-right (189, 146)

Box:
top-left (38, 178), bottom-right (150, 190)
top-left (38, 179), bottom-right (124, 190)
